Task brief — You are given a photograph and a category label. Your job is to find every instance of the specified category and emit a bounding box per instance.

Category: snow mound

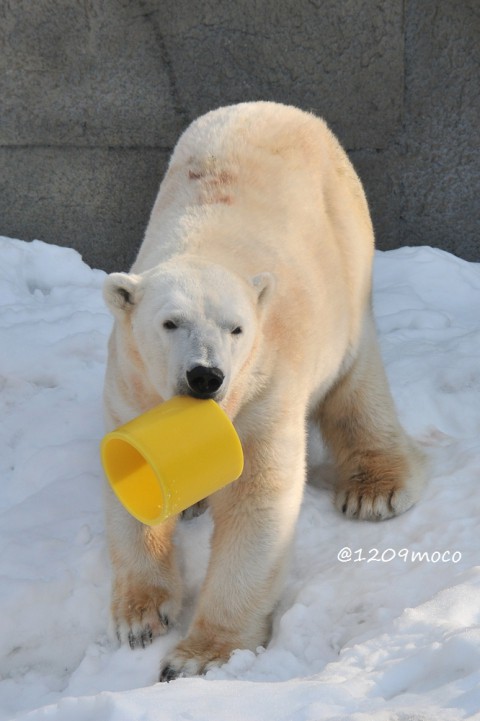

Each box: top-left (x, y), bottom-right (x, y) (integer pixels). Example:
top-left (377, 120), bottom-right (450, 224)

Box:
top-left (0, 237), bottom-right (479, 720)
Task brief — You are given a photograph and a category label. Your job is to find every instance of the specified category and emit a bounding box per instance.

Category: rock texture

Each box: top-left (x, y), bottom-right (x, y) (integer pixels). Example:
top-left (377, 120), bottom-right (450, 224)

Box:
top-left (1, 0), bottom-right (479, 270)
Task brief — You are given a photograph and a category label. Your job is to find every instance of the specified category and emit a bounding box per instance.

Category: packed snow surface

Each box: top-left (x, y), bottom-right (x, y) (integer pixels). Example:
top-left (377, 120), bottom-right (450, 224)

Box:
top-left (0, 236), bottom-right (479, 720)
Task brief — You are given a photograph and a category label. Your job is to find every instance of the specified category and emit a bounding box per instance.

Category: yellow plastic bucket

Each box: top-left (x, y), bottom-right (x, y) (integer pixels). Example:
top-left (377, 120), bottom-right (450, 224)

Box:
top-left (100, 396), bottom-right (244, 526)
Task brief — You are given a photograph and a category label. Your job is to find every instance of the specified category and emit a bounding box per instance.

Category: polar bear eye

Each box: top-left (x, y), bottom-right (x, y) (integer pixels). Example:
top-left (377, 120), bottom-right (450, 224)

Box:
top-left (231, 326), bottom-right (243, 336)
top-left (163, 320), bottom-right (178, 330)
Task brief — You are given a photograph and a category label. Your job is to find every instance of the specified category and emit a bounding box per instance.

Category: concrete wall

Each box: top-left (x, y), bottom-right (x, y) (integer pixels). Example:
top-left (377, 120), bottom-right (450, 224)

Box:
top-left (1, 0), bottom-right (479, 271)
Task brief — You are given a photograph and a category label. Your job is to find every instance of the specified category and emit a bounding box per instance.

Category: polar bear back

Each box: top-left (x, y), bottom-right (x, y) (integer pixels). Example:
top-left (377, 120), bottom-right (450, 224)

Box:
top-left (133, 102), bottom-right (374, 353)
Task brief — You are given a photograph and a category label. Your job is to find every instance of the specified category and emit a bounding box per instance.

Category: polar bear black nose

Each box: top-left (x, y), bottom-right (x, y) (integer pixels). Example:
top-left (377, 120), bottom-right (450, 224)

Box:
top-left (186, 366), bottom-right (225, 399)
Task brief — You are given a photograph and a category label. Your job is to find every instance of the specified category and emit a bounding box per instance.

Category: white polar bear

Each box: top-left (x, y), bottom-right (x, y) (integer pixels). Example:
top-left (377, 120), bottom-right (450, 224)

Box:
top-left (102, 101), bottom-right (426, 681)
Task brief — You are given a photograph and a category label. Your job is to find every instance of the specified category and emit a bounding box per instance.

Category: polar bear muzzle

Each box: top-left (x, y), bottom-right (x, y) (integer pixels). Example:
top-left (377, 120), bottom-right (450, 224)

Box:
top-left (186, 365), bottom-right (225, 399)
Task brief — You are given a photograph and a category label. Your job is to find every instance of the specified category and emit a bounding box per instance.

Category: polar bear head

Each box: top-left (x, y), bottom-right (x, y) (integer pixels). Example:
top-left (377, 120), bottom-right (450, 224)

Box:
top-left (103, 259), bottom-right (274, 409)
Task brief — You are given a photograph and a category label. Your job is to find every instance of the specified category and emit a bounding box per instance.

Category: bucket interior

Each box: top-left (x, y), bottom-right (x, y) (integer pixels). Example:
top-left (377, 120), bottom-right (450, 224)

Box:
top-left (103, 438), bottom-right (165, 523)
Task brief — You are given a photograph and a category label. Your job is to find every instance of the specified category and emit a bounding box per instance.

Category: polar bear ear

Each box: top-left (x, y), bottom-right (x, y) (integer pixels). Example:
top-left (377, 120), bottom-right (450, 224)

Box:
top-left (252, 272), bottom-right (275, 308)
top-left (103, 272), bottom-right (143, 315)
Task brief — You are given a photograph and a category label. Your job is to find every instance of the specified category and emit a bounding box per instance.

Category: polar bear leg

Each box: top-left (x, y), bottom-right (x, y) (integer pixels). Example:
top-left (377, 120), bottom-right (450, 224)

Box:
top-left (105, 486), bottom-right (182, 648)
top-left (159, 411), bottom-right (307, 680)
top-left (316, 314), bottom-right (426, 520)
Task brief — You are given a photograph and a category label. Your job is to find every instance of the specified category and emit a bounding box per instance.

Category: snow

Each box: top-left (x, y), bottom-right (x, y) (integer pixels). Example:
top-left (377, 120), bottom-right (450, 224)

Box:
top-left (1, 235), bottom-right (479, 720)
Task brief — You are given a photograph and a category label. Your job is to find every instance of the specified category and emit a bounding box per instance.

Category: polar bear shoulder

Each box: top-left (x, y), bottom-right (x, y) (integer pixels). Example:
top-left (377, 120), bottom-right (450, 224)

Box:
top-left (133, 102), bottom-right (372, 309)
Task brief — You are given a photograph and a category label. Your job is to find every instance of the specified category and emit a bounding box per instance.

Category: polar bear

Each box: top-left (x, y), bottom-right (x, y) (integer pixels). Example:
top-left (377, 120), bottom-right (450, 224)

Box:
top-left (102, 101), bottom-right (425, 681)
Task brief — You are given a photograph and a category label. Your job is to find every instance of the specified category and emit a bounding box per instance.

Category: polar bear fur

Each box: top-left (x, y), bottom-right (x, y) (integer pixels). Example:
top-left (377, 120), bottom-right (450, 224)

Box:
top-left (102, 101), bottom-right (425, 681)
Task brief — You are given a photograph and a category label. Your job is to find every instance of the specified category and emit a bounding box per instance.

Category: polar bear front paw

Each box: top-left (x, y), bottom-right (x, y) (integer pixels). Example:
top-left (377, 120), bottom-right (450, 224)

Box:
top-left (112, 580), bottom-right (180, 649)
top-left (159, 634), bottom-right (235, 681)
top-left (181, 498), bottom-right (208, 520)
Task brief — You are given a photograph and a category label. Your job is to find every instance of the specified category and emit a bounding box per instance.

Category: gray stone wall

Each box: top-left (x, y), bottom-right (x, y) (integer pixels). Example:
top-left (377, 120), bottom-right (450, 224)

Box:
top-left (1, 0), bottom-right (479, 271)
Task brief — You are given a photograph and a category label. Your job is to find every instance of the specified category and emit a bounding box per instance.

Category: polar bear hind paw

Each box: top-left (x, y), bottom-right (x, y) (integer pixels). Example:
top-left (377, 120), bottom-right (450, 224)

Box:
top-left (336, 482), bottom-right (417, 520)
top-left (335, 449), bottom-right (425, 521)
